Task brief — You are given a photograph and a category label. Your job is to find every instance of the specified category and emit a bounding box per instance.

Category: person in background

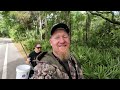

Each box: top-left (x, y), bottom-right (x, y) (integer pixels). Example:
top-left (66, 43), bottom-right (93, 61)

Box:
top-left (31, 23), bottom-right (84, 79)
top-left (26, 43), bottom-right (42, 67)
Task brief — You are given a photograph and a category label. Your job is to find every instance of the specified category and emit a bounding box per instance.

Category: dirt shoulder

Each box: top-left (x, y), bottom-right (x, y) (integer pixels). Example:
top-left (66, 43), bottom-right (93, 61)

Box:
top-left (14, 42), bottom-right (28, 61)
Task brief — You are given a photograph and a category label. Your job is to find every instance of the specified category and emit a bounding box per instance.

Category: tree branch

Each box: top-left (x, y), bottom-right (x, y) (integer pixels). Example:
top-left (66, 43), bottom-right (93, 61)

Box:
top-left (89, 11), bottom-right (120, 25)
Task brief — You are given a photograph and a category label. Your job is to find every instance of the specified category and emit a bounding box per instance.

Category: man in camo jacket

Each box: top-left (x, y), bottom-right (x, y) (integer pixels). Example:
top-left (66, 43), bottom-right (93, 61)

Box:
top-left (31, 23), bottom-right (84, 79)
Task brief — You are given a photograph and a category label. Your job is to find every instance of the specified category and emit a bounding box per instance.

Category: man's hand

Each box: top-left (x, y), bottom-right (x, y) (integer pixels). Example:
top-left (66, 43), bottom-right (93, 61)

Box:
top-left (26, 58), bottom-right (30, 64)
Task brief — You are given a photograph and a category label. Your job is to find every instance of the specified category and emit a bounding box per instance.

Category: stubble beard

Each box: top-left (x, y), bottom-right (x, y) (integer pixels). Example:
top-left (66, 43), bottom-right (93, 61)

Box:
top-left (54, 47), bottom-right (70, 61)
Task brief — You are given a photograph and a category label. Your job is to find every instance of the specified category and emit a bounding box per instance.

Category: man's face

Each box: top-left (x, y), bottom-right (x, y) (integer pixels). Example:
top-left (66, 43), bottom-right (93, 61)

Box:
top-left (50, 29), bottom-right (70, 60)
top-left (35, 44), bottom-right (41, 53)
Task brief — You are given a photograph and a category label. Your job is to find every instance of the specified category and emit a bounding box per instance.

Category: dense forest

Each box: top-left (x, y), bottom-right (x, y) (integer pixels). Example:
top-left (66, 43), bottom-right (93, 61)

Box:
top-left (0, 11), bottom-right (120, 79)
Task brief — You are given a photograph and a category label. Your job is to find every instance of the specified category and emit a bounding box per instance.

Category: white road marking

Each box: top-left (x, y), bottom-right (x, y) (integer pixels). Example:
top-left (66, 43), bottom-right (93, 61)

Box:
top-left (2, 43), bottom-right (8, 79)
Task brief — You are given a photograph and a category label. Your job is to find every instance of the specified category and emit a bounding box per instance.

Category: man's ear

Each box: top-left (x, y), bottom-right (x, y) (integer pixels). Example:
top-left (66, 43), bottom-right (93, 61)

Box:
top-left (49, 39), bottom-right (52, 46)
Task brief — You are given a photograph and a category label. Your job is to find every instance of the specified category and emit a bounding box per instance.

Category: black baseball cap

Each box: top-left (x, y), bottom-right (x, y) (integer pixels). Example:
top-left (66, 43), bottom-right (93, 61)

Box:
top-left (51, 23), bottom-right (70, 36)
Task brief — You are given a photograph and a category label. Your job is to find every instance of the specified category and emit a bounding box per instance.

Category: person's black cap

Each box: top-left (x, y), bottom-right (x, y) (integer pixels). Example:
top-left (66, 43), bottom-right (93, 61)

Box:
top-left (51, 23), bottom-right (70, 36)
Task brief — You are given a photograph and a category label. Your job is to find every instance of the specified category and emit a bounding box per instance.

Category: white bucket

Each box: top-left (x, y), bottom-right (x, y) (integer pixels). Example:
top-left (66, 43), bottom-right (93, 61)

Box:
top-left (16, 64), bottom-right (31, 79)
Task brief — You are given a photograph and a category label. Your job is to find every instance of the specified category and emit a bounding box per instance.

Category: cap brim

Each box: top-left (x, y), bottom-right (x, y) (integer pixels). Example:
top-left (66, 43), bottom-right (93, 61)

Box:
top-left (51, 23), bottom-right (69, 35)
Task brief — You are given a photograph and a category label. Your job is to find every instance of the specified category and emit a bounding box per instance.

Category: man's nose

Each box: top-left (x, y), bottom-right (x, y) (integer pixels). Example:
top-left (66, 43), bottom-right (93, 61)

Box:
top-left (59, 37), bottom-right (65, 43)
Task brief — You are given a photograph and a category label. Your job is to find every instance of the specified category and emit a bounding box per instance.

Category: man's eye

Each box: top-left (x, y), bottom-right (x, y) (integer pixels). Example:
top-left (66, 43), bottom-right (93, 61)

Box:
top-left (63, 36), bottom-right (68, 38)
top-left (55, 37), bottom-right (59, 39)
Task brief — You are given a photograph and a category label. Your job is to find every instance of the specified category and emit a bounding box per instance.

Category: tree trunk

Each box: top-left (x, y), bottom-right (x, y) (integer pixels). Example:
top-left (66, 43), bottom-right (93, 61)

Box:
top-left (66, 11), bottom-right (71, 42)
top-left (39, 15), bottom-right (43, 40)
top-left (85, 11), bottom-right (91, 45)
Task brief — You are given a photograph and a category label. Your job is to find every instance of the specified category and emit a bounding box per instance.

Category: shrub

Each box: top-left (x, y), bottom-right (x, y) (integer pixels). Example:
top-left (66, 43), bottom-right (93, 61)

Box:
top-left (71, 45), bottom-right (120, 79)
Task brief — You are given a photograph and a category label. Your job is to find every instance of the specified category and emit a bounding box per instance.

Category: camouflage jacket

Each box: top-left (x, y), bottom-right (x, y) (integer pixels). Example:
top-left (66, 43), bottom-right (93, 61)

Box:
top-left (31, 52), bottom-right (84, 79)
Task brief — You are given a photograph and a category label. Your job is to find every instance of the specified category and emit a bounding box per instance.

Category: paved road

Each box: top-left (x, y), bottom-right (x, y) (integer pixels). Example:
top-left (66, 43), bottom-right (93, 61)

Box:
top-left (0, 38), bottom-right (26, 79)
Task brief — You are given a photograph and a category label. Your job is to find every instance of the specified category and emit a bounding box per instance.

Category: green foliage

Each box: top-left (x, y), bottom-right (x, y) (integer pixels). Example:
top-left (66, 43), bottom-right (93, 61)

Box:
top-left (0, 28), bottom-right (9, 37)
top-left (9, 26), bottom-right (18, 42)
top-left (0, 14), bottom-right (9, 37)
top-left (9, 24), bottom-right (26, 42)
top-left (71, 45), bottom-right (120, 79)
top-left (23, 38), bottom-right (39, 52)
top-left (71, 12), bottom-right (86, 45)
top-left (22, 38), bottom-right (51, 53)
top-left (40, 40), bottom-right (51, 51)
top-left (1, 11), bottom-right (120, 79)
